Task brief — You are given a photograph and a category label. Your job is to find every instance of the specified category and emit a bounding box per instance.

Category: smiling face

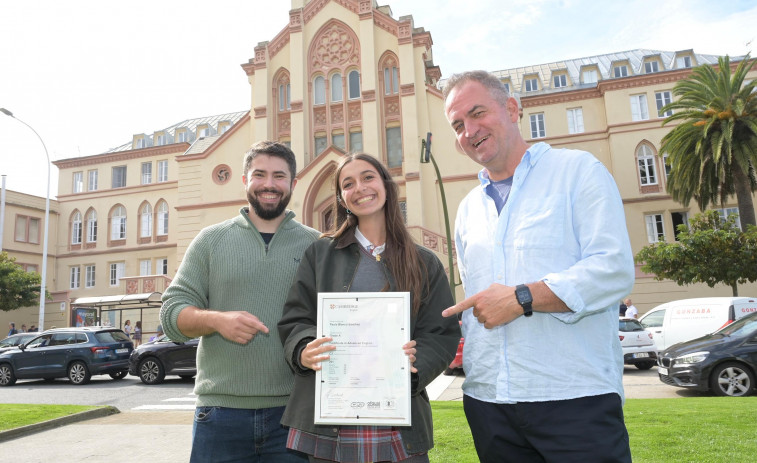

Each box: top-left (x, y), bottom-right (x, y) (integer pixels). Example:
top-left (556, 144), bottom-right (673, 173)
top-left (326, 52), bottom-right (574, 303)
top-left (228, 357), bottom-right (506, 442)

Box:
top-left (338, 159), bottom-right (387, 222)
top-left (444, 80), bottom-right (525, 180)
top-left (243, 154), bottom-right (295, 221)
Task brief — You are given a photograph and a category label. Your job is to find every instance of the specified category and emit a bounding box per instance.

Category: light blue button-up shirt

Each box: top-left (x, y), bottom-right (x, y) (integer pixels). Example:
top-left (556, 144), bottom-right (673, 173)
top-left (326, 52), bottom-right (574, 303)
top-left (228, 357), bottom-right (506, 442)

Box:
top-left (455, 142), bottom-right (634, 403)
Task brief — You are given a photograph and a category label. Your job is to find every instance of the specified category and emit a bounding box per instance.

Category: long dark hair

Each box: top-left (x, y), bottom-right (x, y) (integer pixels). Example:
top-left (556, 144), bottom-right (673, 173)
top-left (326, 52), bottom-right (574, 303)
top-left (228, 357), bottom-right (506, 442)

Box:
top-left (324, 153), bottom-right (427, 313)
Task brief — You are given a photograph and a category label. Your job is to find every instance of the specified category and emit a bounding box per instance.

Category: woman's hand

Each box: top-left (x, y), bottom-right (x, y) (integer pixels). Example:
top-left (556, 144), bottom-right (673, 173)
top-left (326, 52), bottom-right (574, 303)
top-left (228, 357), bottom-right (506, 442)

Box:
top-left (403, 340), bottom-right (418, 373)
top-left (301, 336), bottom-right (336, 371)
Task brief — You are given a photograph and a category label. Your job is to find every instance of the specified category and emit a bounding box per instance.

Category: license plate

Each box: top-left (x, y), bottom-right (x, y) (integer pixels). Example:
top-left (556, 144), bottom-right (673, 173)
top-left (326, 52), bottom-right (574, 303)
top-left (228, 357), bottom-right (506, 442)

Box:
top-left (633, 353), bottom-right (649, 358)
top-left (658, 367), bottom-right (668, 376)
top-left (115, 348), bottom-right (128, 354)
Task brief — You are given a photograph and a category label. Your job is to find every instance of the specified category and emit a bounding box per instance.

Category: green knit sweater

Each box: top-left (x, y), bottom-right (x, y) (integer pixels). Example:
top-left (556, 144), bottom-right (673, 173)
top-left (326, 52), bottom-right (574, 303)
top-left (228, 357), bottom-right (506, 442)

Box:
top-left (160, 208), bottom-right (319, 409)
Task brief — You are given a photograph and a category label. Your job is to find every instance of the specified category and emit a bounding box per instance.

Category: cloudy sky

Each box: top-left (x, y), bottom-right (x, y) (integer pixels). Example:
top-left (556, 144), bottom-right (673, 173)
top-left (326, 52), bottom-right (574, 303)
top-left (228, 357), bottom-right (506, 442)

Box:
top-left (1, 0), bottom-right (755, 198)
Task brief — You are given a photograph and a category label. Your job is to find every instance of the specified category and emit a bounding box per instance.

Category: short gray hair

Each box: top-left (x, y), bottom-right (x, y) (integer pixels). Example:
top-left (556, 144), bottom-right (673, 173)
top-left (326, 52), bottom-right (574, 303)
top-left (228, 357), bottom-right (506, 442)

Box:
top-left (442, 70), bottom-right (510, 108)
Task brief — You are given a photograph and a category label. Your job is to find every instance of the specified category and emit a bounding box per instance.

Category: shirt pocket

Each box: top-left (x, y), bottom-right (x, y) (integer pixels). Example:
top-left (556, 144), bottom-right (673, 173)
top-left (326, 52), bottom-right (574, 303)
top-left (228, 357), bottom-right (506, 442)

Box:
top-left (511, 195), bottom-right (565, 250)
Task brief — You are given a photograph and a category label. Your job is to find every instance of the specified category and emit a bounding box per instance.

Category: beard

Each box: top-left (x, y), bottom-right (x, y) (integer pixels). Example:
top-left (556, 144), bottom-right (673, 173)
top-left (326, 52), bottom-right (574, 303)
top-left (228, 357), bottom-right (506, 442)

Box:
top-left (247, 188), bottom-right (291, 220)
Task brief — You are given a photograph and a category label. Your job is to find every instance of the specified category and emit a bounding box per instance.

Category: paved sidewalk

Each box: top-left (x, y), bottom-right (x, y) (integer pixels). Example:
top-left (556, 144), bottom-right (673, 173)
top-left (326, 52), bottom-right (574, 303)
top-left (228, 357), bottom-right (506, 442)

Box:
top-left (2, 370), bottom-right (680, 462)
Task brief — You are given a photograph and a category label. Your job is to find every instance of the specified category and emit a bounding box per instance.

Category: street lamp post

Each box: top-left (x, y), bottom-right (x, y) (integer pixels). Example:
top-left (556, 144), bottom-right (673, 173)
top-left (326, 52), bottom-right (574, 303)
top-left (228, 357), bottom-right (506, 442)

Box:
top-left (1, 108), bottom-right (51, 331)
top-left (420, 132), bottom-right (458, 301)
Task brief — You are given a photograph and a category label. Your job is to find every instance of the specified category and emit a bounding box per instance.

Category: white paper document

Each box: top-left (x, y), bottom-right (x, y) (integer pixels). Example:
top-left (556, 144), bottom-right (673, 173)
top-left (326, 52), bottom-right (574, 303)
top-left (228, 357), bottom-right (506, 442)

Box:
top-left (315, 292), bottom-right (411, 426)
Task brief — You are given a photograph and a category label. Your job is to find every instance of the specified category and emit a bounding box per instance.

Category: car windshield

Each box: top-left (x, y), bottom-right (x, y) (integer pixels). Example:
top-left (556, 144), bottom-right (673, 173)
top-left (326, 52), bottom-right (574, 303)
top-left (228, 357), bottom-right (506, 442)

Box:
top-left (716, 314), bottom-right (757, 337)
top-left (619, 320), bottom-right (645, 332)
top-left (95, 330), bottom-right (131, 343)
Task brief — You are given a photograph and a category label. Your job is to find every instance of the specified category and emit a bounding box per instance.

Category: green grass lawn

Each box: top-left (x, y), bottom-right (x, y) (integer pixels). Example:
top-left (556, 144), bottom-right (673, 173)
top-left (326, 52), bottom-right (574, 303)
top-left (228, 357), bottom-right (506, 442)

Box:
top-left (430, 398), bottom-right (757, 463)
top-left (2, 398), bottom-right (755, 462)
top-left (0, 404), bottom-right (100, 431)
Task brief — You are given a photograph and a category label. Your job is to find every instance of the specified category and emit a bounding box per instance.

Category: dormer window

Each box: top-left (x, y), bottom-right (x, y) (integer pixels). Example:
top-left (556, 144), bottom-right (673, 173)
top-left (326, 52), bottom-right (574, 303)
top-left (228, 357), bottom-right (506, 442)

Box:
top-left (553, 74), bottom-right (567, 88)
top-left (676, 56), bottom-right (692, 68)
top-left (199, 127), bottom-right (210, 138)
top-left (524, 77), bottom-right (539, 92)
top-left (581, 69), bottom-right (598, 84)
top-left (177, 131), bottom-right (187, 143)
top-left (500, 79), bottom-right (511, 93)
top-left (155, 134), bottom-right (165, 146)
top-left (644, 61), bottom-right (659, 73)
top-left (135, 138), bottom-right (145, 149)
top-left (614, 65), bottom-right (628, 78)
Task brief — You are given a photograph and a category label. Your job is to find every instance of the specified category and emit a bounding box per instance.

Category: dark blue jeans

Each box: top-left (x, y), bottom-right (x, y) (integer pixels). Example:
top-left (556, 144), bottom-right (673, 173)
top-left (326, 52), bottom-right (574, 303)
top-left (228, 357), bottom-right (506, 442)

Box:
top-left (190, 406), bottom-right (307, 463)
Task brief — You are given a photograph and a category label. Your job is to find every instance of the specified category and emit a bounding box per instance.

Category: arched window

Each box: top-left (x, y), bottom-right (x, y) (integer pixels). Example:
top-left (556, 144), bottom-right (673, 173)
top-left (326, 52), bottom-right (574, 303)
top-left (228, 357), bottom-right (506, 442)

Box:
top-left (279, 82), bottom-right (291, 111)
top-left (86, 210), bottom-right (97, 243)
top-left (348, 70), bottom-right (360, 99)
top-left (140, 203), bottom-right (153, 238)
top-left (384, 65), bottom-right (398, 95)
top-left (314, 76), bottom-right (326, 105)
top-left (157, 201), bottom-right (169, 236)
top-left (111, 206), bottom-right (126, 240)
top-left (637, 144), bottom-right (658, 186)
top-left (71, 211), bottom-right (82, 244)
top-left (331, 73), bottom-right (343, 102)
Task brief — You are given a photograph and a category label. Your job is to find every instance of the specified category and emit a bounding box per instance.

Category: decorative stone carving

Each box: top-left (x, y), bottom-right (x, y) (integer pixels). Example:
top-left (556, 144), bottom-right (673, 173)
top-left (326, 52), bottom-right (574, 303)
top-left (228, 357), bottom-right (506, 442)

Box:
top-left (314, 107), bottom-right (327, 125)
top-left (331, 106), bottom-right (344, 123)
top-left (312, 23), bottom-right (359, 70)
top-left (212, 165), bottom-right (232, 185)
top-left (348, 102), bottom-right (362, 121)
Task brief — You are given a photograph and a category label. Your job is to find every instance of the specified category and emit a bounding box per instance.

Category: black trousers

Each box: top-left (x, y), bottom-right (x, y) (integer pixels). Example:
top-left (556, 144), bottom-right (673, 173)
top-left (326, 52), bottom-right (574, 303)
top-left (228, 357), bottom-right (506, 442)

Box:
top-left (463, 393), bottom-right (632, 463)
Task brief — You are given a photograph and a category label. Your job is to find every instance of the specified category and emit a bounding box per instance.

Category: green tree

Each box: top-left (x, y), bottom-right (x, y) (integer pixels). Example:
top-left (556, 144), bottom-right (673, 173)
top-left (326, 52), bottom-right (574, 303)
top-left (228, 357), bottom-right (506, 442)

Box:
top-left (0, 251), bottom-right (44, 312)
top-left (635, 211), bottom-right (757, 296)
top-left (660, 54), bottom-right (757, 228)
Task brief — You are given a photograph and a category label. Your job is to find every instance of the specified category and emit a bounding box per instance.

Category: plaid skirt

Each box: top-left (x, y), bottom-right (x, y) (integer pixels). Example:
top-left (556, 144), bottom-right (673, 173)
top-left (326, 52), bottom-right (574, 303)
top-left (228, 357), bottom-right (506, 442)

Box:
top-left (287, 426), bottom-right (421, 463)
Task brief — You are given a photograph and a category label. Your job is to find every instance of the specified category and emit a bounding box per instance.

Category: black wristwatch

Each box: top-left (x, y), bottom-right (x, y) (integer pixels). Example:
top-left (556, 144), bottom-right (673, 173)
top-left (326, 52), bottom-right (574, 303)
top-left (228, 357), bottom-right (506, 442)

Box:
top-left (515, 284), bottom-right (533, 317)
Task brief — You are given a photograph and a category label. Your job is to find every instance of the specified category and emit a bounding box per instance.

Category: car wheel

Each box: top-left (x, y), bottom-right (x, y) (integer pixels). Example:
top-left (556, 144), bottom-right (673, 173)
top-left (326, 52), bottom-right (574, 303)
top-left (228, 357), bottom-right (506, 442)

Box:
top-left (0, 364), bottom-right (17, 386)
top-left (635, 361), bottom-right (655, 370)
top-left (139, 357), bottom-right (166, 385)
top-left (68, 361), bottom-right (92, 385)
top-left (709, 362), bottom-right (755, 397)
top-left (109, 371), bottom-right (128, 380)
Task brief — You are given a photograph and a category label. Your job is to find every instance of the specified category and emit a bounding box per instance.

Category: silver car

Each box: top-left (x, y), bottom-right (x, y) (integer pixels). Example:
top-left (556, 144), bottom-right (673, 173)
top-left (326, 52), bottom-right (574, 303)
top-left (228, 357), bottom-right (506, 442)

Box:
top-left (620, 317), bottom-right (657, 370)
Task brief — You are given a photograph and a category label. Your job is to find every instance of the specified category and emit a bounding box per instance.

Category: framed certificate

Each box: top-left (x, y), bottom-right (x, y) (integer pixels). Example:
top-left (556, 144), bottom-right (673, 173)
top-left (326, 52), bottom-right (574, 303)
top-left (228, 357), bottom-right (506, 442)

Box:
top-left (315, 292), bottom-right (411, 426)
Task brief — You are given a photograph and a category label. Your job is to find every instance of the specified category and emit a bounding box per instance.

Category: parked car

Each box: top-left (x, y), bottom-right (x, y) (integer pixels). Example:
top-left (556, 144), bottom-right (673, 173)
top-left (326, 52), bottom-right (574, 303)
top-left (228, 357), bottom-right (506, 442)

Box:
top-left (445, 321), bottom-right (464, 375)
top-left (0, 333), bottom-right (38, 353)
top-left (129, 335), bottom-right (198, 384)
top-left (657, 312), bottom-right (757, 397)
top-left (0, 327), bottom-right (133, 386)
top-left (639, 297), bottom-right (757, 352)
top-left (619, 317), bottom-right (657, 370)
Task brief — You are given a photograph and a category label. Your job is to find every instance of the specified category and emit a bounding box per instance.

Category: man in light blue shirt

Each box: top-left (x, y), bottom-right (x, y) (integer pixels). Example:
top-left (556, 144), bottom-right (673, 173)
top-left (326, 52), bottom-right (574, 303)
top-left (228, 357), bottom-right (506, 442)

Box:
top-left (442, 70), bottom-right (634, 463)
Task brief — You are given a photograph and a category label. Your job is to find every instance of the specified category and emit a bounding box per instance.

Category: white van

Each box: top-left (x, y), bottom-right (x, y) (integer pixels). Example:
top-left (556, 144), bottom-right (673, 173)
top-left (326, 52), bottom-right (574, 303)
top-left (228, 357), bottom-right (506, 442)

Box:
top-left (639, 297), bottom-right (757, 352)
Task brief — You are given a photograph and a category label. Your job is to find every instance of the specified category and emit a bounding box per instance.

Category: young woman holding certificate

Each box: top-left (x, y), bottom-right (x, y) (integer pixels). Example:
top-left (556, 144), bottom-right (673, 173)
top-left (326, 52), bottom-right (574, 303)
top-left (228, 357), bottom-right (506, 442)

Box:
top-left (278, 153), bottom-right (460, 463)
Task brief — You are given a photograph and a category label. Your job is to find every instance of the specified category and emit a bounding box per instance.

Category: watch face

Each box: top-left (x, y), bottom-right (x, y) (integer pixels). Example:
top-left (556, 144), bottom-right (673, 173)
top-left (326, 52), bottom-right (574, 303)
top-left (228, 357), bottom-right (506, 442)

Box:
top-left (516, 286), bottom-right (533, 304)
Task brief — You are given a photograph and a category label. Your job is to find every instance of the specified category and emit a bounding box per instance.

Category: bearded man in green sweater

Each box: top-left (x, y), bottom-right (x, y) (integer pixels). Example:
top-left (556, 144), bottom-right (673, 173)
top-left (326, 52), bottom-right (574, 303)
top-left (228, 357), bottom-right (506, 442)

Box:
top-left (161, 141), bottom-right (318, 462)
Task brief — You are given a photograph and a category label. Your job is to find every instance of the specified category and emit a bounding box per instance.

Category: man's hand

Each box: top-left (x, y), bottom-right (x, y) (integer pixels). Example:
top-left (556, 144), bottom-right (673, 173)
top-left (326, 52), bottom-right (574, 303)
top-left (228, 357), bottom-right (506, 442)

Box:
top-left (213, 311), bottom-right (269, 345)
top-left (442, 283), bottom-right (523, 328)
top-left (301, 337), bottom-right (336, 371)
top-left (176, 306), bottom-right (269, 343)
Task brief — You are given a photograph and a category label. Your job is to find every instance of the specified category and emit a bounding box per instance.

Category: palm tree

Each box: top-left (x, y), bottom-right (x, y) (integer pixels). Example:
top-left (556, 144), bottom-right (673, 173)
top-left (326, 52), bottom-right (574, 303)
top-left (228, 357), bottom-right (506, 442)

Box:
top-left (660, 54), bottom-right (757, 228)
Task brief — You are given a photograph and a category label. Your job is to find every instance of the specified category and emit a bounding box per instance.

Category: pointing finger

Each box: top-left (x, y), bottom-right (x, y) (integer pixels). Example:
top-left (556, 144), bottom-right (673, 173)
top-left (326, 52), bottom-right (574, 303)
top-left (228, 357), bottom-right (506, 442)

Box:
top-left (442, 296), bottom-right (475, 318)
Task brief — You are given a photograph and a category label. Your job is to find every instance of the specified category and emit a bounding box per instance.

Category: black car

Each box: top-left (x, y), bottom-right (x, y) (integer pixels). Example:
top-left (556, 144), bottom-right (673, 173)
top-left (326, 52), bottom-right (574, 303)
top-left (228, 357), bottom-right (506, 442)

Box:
top-left (0, 327), bottom-right (133, 386)
top-left (657, 312), bottom-right (757, 397)
top-left (0, 333), bottom-right (39, 353)
top-left (129, 335), bottom-right (198, 384)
